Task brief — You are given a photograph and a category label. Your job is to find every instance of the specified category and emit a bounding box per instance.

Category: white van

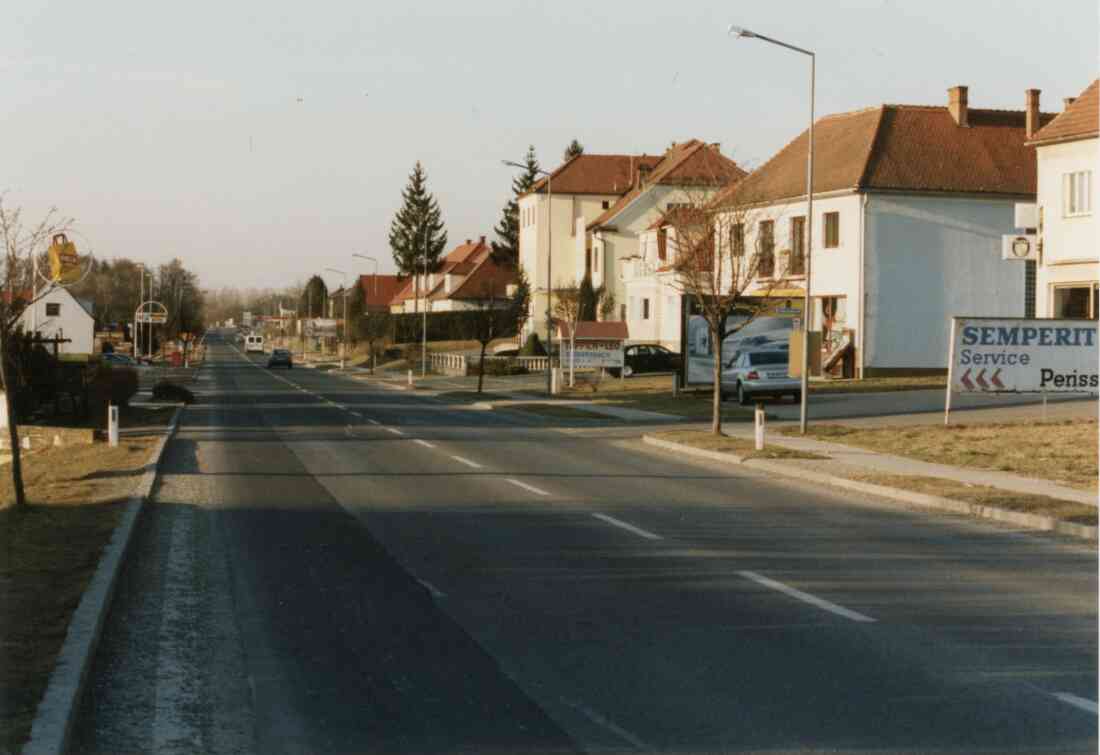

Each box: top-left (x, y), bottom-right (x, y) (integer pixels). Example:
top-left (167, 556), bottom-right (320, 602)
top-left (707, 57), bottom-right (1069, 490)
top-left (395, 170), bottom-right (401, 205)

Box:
top-left (245, 335), bottom-right (265, 353)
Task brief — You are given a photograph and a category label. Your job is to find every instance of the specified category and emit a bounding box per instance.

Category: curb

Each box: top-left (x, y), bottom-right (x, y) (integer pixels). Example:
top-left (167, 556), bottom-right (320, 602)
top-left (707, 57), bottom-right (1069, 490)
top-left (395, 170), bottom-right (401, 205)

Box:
top-left (642, 435), bottom-right (1098, 542)
top-left (24, 406), bottom-right (184, 755)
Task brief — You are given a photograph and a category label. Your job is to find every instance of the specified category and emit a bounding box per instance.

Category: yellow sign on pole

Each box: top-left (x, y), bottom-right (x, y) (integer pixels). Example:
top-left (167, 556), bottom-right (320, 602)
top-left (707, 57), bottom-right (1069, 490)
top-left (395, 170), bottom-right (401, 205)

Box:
top-left (47, 233), bottom-right (81, 284)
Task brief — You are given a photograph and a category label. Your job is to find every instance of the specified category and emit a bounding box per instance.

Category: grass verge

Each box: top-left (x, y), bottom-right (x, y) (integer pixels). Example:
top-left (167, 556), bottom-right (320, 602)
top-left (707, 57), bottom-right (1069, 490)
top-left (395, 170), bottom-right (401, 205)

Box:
top-left (651, 429), bottom-right (829, 460)
top-left (848, 472), bottom-right (1098, 527)
top-left (559, 375), bottom-right (759, 421)
top-left (809, 376), bottom-right (946, 393)
top-left (0, 433), bottom-right (162, 751)
top-left (784, 419), bottom-right (1098, 491)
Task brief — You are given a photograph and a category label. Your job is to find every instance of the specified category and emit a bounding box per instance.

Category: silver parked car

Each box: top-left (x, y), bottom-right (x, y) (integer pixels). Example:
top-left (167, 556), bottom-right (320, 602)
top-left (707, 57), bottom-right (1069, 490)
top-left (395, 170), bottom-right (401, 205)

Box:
top-left (721, 349), bottom-right (800, 405)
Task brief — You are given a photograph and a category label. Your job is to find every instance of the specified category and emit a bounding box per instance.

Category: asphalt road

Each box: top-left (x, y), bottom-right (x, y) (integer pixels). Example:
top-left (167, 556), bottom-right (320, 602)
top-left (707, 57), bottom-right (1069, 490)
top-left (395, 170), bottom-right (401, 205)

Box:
top-left (71, 332), bottom-right (1098, 754)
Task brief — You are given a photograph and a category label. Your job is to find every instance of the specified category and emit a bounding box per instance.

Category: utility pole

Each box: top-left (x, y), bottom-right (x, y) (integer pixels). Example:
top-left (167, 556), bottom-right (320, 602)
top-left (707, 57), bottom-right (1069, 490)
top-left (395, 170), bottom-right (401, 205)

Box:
top-left (422, 224), bottom-right (429, 377)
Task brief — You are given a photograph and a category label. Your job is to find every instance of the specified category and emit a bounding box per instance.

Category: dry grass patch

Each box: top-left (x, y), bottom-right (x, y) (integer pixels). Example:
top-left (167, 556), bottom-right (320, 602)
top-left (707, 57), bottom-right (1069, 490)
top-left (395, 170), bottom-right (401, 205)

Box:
top-left (849, 472), bottom-right (1098, 527)
top-left (788, 419), bottom-right (1098, 491)
top-left (559, 376), bottom-right (760, 421)
top-left (0, 435), bottom-right (161, 751)
top-left (652, 430), bottom-right (829, 461)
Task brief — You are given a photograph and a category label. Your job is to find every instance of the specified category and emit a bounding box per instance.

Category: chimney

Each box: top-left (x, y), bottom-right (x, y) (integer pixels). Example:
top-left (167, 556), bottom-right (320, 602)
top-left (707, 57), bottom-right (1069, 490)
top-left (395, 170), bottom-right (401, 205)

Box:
top-left (479, 235), bottom-right (486, 245)
top-left (1064, 96), bottom-right (1076, 110)
top-left (1026, 88), bottom-right (1041, 139)
top-left (710, 142), bottom-right (721, 152)
top-left (465, 238), bottom-right (472, 245)
top-left (948, 85), bottom-right (969, 127)
top-left (637, 164), bottom-right (653, 189)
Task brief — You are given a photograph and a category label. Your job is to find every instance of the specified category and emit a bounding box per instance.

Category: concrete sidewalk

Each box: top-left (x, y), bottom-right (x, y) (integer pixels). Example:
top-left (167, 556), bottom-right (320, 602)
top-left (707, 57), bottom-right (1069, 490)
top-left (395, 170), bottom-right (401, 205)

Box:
top-left (721, 423), bottom-right (1097, 507)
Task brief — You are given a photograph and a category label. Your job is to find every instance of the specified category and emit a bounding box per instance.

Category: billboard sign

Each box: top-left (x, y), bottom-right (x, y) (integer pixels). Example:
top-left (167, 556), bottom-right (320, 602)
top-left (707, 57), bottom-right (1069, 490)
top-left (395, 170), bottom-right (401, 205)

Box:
top-left (683, 297), bottom-right (803, 386)
top-left (136, 312), bottom-right (168, 324)
top-left (569, 339), bottom-right (624, 369)
top-left (304, 318), bottom-right (338, 337)
top-left (47, 233), bottom-right (82, 284)
top-left (947, 317), bottom-right (1098, 394)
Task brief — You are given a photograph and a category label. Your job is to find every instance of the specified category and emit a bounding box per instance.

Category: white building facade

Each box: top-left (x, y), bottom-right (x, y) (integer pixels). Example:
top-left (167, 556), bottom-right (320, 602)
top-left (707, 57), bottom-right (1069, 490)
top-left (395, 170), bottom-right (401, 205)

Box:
top-left (1029, 80), bottom-right (1099, 319)
top-left (19, 285), bottom-right (95, 354)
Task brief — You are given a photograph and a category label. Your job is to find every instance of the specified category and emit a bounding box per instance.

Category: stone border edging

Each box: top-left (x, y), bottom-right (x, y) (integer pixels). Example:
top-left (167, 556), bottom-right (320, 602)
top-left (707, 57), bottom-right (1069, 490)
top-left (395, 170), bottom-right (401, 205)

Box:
top-left (23, 406), bottom-right (184, 755)
top-left (642, 435), bottom-right (1097, 542)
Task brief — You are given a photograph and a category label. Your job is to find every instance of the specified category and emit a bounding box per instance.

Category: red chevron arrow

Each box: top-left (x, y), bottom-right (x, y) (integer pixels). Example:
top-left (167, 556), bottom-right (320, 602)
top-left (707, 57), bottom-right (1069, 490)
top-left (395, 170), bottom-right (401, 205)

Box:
top-left (975, 369), bottom-right (989, 389)
top-left (960, 368), bottom-right (974, 390)
top-left (990, 368), bottom-right (1004, 389)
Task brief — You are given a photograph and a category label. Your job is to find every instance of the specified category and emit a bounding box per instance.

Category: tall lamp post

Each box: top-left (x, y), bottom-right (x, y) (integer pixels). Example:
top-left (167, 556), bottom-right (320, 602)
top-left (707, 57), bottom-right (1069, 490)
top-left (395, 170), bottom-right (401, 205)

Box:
top-left (729, 23), bottom-right (815, 435)
top-left (325, 267), bottom-right (348, 369)
top-left (502, 159), bottom-right (553, 395)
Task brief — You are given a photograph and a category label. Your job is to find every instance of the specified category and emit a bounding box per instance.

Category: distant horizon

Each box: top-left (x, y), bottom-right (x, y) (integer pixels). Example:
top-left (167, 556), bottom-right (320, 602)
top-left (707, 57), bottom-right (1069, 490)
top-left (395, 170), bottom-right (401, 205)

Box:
top-left (6, 1), bottom-right (1096, 293)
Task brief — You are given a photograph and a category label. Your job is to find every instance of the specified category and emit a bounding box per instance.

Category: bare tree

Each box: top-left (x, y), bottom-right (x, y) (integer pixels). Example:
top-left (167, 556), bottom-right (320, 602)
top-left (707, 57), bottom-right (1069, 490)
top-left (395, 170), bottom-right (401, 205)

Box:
top-left (666, 185), bottom-right (789, 435)
top-left (0, 196), bottom-right (73, 508)
top-left (551, 279), bottom-right (583, 387)
top-left (471, 278), bottom-right (529, 394)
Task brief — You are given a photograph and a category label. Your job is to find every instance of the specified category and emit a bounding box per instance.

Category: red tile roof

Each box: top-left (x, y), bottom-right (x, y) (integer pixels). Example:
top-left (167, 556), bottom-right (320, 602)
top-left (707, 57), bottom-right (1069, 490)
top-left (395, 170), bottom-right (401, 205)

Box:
top-left (527, 154), bottom-right (663, 196)
top-left (389, 237), bottom-right (517, 305)
top-left (556, 321), bottom-right (629, 340)
top-left (1028, 80), bottom-right (1099, 146)
top-left (588, 141), bottom-right (746, 230)
top-left (356, 274), bottom-right (403, 311)
top-left (715, 101), bottom-right (1055, 207)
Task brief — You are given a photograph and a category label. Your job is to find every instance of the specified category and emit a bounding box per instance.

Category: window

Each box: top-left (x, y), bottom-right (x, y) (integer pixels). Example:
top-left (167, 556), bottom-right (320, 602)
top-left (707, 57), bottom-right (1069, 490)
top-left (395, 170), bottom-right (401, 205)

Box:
top-left (824, 212), bottom-right (840, 248)
top-left (602, 200), bottom-right (611, 210)
top-left (1053, 285), bottom-right (1099, 319)
top-left (45, 303), bottom-right (60, 316)
top-left (730, 223), bottom-right (745, 257)
top-left (757, 220), bottom-right (775, 277)
top-left (657, 228), bottom-right (667, 261)
top-left (1064, 171), bottom-right (1092, 216)
top-left (790, 216), bottom-right (806, 275)
top-left (642, 298), bottom-right (650, 320)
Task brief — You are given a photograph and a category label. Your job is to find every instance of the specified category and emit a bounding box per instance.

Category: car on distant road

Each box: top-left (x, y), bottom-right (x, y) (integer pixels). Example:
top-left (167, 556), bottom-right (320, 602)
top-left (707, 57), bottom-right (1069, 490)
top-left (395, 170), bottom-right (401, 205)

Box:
top-left (611, 344), bottom-right (681, 377)
top-left (721, 348), bottom-right (800, 405)
top-left (267, 349), bottom-right (293, 369)
top-left (245, 334), bottom-right (264, 353)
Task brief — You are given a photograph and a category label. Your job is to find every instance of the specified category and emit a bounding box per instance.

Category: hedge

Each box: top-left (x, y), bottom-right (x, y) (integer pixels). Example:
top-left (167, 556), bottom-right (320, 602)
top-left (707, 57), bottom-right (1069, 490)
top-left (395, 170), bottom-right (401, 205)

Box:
top-left (391, 310), bottom-right (518, 344)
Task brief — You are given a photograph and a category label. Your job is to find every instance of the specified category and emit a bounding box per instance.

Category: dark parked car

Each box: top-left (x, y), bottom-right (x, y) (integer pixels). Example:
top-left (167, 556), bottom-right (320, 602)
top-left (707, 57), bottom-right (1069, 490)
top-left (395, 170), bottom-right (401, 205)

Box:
top-left (267, 349), bottom-right (293, 369)
top-left (612, 344), bottom-right (681, 377)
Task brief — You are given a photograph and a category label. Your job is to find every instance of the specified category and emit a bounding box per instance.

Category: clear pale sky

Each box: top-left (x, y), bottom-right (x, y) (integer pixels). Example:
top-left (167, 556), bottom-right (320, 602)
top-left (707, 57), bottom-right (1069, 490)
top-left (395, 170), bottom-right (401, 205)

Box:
top-left (5, 1), bottom-right (1097, 293)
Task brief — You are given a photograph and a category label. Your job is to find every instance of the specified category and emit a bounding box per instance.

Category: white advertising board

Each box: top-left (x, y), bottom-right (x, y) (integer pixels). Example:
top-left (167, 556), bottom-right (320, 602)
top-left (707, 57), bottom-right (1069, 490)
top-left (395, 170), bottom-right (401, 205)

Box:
top-left (568, 339), bottom-right (624, 369)
top-left (304, 318), bottom-right (338, 337)
top-left (947, 317), bottom-right (1098, 394)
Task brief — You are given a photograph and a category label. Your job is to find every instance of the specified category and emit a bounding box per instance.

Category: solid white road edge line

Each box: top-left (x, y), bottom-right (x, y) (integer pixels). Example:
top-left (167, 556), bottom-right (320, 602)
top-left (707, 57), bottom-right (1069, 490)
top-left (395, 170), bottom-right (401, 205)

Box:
top-left (451, 456), bottom-right (483, 469)
top-left (417, 579), bottom-right (446, 598)
top-left (506, 478), bottom-right (550, 496)
top-left (1051, 692), bottom-right (1099, 714)
top-left (559, 697), bottom-right (649, 752)
top-left (738, 570), bottom-right (877, 623)
top-left (414, 439), bottom-right (436, 449)
top-left (592, 513), bottom-right (662, 541)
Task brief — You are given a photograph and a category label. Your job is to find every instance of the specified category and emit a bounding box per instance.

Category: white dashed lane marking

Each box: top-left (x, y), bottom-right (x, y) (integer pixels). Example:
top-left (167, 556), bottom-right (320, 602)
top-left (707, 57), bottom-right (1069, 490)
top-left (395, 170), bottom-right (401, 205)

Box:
top-left (385, 427), bottom-right (404, 435)
top-left (506, 479), bottom-right (550, 497)
top-left (414, 439), bottom-right (435, 449)
top-left (592, 513), bottom-right (662, 541)
top-left (450, 456), bottom-right (483, 469)
top-left (1051, 692), bottom-right (1099, 715)
top-left (738, 571), bottom-right (876, 623)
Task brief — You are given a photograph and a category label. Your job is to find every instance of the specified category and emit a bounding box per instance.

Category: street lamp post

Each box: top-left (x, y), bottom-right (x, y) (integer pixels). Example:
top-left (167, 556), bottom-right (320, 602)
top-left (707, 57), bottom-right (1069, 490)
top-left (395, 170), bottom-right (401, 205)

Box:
top-left (729, 24), bottom-right (815, 435)
top-left (502, 159), bottom-right (553, 395)
top-left (325, 267), bottom-right (348, 369)
top-left (420, 225), bottom-right (430, 377)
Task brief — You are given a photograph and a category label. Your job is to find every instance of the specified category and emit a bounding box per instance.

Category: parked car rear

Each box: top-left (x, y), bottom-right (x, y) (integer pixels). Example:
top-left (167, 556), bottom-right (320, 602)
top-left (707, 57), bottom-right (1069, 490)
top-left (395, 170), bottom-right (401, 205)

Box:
top-left (722, 349), bottom-right (800, 405)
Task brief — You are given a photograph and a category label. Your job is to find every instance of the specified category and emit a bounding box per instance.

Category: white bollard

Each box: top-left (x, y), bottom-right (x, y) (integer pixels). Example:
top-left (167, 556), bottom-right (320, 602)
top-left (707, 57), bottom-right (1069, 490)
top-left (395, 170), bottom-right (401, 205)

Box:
top-left (407, 369), bottom-right (413, 387)
top-left (108, 404), bottom-right (120, 448)
top-left (754, 403), bottom-right (766, 451)
top-left (21, 436), bottom-right (31, 451)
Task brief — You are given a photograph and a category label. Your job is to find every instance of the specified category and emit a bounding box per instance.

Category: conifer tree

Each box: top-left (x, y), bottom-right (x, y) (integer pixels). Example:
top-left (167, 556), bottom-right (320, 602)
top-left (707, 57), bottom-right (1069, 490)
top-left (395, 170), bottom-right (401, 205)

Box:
top-left (563, 139), bottom-right (584, 161)
top-left (491, 146), bottom-right (541, 267)
top-left (388, 161), bottom-right (448, 276)
top-left (578, 273), bottom-right (598, 321)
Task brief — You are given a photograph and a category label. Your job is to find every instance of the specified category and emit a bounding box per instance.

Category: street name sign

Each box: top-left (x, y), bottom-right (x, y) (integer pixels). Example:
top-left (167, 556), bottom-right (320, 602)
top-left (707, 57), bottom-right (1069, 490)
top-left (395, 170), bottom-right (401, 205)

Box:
top-left (136, 312), bottom-right (168, 324)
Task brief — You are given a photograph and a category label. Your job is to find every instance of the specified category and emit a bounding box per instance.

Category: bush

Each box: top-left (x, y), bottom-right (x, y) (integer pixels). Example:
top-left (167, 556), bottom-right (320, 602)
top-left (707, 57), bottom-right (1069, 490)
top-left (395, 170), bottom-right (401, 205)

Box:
top-left (88, 364), bottom-right (139, 426)
top-left (519, 333), bottom-right (546, 356)
top-left (152, 381), bottom-right (195, 404)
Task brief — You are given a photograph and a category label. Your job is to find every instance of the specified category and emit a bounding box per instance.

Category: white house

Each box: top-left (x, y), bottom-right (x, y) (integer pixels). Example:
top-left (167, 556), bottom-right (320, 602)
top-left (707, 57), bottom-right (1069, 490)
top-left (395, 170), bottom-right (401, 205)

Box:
top-left (390, 237), bottom-right (517, 313)
top-left (627, 85), bottom-right (1054, 376)
top-left (518, 152), bottom-right (660, 340)
top-left (19, 285), bottom-right (95, 354)
top-left (1027, 79), bottom-right (1098, 319)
